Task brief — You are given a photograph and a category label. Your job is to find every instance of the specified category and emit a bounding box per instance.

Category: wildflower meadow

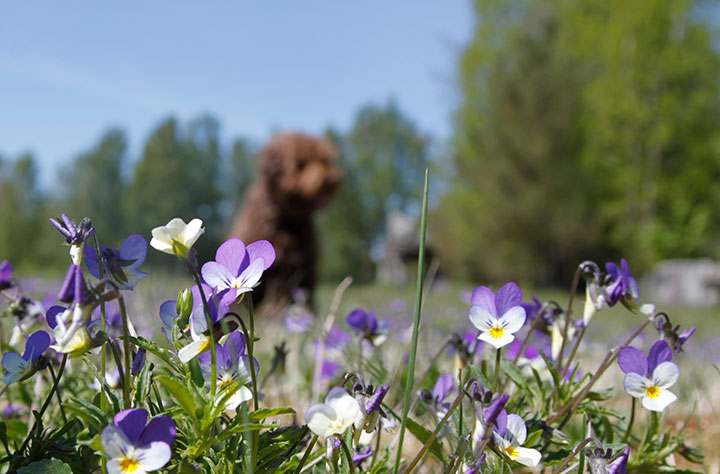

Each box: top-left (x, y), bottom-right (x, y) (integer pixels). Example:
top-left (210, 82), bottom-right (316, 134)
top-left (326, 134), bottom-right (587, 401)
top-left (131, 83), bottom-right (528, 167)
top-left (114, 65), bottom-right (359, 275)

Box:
top-left (0, 174), bottom-right (710, 474)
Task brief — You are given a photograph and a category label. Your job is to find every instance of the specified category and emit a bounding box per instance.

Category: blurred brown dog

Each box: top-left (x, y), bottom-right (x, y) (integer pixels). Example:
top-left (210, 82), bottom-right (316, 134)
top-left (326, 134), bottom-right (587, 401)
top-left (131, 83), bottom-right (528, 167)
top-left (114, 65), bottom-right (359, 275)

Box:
top-left (229, 132), bottom-right (343, 310)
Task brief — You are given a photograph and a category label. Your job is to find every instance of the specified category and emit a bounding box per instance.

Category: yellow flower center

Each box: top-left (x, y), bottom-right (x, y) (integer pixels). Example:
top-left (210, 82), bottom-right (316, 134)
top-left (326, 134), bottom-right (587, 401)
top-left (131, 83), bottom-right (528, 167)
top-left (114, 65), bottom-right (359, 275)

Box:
top-left (489, 325), bottom-right (505, 339)
top-left (505, 446), bottom-right (519, 458)
top-left (645, 385), bottom-right (660, 399)
top-left (332, 419), bottom-right (348, 432)
top-left (219, 374), bottom-right (235, 389)
top-left (120, 456), bottom-right (139, 472)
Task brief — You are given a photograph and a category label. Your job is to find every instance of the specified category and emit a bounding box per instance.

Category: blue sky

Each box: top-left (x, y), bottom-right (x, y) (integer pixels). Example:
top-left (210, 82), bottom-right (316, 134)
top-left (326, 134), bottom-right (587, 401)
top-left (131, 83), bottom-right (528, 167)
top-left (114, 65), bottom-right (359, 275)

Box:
top-left (0, 2), bottom-right (473, 188)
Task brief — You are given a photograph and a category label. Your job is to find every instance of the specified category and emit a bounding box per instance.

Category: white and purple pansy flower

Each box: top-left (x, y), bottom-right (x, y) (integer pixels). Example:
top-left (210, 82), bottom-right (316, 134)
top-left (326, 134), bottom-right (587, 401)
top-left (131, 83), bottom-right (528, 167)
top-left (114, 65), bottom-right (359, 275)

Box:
top-left (306, 386), bottom-right (364, 438)
top-left (2, 330), bottom-right (50, 384)
top-left (101, 408), bottom-right (175, 474)
top-left (469, 282), bottom-right (527, 350)
top-left (618, 340), bottom-right (679, 412)
top-left (347, 308), bottom-right (388, 346)
top-left (85, 235), bottom-right (148, 291)
top-left (201, 238), bottom-right (275, 304)
top-left (177, 287), bottom-right (237, 363)
top-left (492, 413), bottom-right (542, 467)
top-left (198, 332), bottom-right (258, 411)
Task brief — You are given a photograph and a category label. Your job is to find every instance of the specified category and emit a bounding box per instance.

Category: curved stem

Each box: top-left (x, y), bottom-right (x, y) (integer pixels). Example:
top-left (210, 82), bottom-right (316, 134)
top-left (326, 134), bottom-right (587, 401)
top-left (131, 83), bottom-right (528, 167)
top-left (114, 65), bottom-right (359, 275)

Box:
top-left (192, 272), bottom-right (217, 396)
top-left (621, 398), bottom-right (636, 444)
top-left (561, 324), bottom-right (587, 380)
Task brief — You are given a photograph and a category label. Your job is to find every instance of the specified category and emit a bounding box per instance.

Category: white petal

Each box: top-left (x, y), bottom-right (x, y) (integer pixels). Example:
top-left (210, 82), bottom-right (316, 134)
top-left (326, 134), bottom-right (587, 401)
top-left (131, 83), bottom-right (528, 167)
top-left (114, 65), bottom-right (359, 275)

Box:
top-left (105, 459), bottom-right (126, 474)
top-left (236, 258), bottom-right (265, 289)
top-left (165, 218), bottom-right (188, 238)
top-left (306, 404), bottom-right (338, 438)
top-left (512, 446), bottom-right (542, 467)
top-left (101, 425), bottom-right (130, 458)
top-left (136, 441), bottom-right (172, 471)
top-left (642, 388), bottom-right (677, 412)
top-left (178, 339), bottom-right (209, 364)
top-left (505, 414), bottom-right (527, 445)
top-left (469, 306), bottom-right (495, 332)
top-left (224, 385), bottom-right (253, 410)
top-left (498, 306), bottom-right (526, 334)
top-left (182, 219), bottom-right (204, 247)
top-left (201, 262), bottom-right (234, 290)
top-left (623, 373), bottom-right (650, 398)
top-left (583, 290), bottom-right (597, 325)
top-left (478, 330), bottom-right (514, 349)
top-left (652, 362), bottom-right (679, 389)
top-left (189, 309), bottom-right (209, 339)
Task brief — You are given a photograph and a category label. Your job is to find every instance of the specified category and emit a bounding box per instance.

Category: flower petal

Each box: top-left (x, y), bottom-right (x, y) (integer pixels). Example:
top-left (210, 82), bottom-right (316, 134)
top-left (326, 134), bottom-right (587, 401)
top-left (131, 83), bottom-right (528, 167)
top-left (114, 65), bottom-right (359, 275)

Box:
top-left (119, 235), bottom-right (148, 267)
top-left (623, 373), bottom-right (650, 398)
top-left (470, 286), bottom-right (497, 317)
top-left (478, 331), bottom-right (514, 349)
top-left (138, 416), bottom-right (176, 447)
top-left (652, 361), bottom-right (679, 389)
top-left (215, 238), bottom-right (246, 277)
top-left (498, 306), bottom-right (526, 334)
top-left (201, 262), bottom-right (235, 291)
top-left (647, 340), bottom-right (672, 374)
top-left (246, 240), bottom-right (276, 270)
top-left (618, 347), bottom-right (647, 376)
top-left (183, 218), bottom-right (204, 248)
top-left (432, 374), bottom-right (455, 403)
top-left (135, 441), bottom-right (172, 471)
top-left (505, 414), bottom-right (527, 445)
top-left (512, 447), bottom-right (542, 467)
top-left (2, 352), bottom-right (27, 373)
top-left (469, 305), bottom-right (495, 332)
top-left (23, 331), bottom-right (50, 361)
top-left (306, 403), bottom-right (337, 437)
top-left (178, 339), bottom-right (209, 364)
top-left (236, 258), bottom-right (265, 289)
top-left (495, 282), bottom-right (523, 316)
top-left (642, 388), bottom-right (677, 412)
top-left (114, 409), bottom-right (148, 445)
top-left (101, 425), bottom-right (131, 458)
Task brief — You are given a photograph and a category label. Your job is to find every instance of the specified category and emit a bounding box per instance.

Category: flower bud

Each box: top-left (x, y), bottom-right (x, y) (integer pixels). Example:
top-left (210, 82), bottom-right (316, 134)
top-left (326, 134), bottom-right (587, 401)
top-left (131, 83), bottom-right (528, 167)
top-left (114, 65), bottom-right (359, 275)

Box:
top-left (176, 288), bottom-right (193, 329)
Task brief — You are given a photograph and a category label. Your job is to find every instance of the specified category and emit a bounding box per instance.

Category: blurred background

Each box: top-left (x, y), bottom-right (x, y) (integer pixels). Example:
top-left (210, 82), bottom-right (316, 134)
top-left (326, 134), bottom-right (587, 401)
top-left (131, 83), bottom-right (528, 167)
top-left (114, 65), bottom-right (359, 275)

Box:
top-left (2, 0), bottom-right (720, 290)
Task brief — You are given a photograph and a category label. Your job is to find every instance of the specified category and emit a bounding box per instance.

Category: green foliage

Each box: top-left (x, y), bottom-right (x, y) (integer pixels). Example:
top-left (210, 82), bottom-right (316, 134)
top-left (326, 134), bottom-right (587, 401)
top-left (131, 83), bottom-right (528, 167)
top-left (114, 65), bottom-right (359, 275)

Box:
top-left (319, 102), bottom-right (430, 283)
top-left (434, 0), bottom-right (720, 283)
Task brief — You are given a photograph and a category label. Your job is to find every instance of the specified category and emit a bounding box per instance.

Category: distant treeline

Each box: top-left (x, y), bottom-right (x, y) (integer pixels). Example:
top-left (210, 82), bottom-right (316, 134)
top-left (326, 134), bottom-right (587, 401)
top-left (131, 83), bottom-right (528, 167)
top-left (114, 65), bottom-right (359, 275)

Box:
top-left (2, 0), bottom-right (719, 285)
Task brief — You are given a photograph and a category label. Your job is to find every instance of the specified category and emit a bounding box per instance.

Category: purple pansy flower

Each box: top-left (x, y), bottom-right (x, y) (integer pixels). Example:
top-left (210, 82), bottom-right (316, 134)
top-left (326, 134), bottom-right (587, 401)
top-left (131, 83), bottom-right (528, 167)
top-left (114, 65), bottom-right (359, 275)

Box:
top-left (58, 264), bottom-right (90, 304)
top-left (0, 260), bottom-right (13, 290)
top-left (421, 373), bottom-right (455, 420)
top-left (85, 235), bottom-right (148, 291)
top-left (321, 360), bottom-right (342, 382)
top-left (284, 310), bottom-right (313, 334)
top-left (101, 408), bottom-right (175, 474)
top-left (49, 213), bottom-right (95, 265)
top-left (347, 308), bottom-right (388, 345)
top-left (469, 282), bottom-right (527, 349)
top-left (605, 259), bottom-right (639, 306)
top-left (198, 332), bottom-right (258, 411)
top-left (2, 330), bottom-right (50, 384)
top-left (618, 340), bottom-right (679, 412)
top-left (201, 238), bottom-right (275, 304)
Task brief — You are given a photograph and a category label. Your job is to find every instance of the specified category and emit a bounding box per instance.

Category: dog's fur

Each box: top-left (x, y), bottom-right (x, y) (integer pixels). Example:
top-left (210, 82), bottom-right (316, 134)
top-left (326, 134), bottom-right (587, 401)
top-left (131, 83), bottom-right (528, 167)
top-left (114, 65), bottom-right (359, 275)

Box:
top-left (230, 132), bottom-right (342, 310)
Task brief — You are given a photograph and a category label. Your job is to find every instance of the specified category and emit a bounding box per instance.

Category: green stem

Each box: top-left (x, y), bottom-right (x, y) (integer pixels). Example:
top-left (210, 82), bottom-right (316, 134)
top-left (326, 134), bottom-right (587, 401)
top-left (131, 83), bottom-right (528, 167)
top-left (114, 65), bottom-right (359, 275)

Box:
top-left (48, 362), bottom-right (67, 424)
top-left (117, 295), bottom-right (133, 407)
top-left (550, 437), bottom-right (594, 474)
top-left (621, 398), bottom-right (636, 444)
top-left (293, 434), bottom-right (318, 474)
top-left (402, 387), bottom-right (466, 474)
top-left (92, 234), bottom-right (108, 412)
top-left (393, 169), bottom-right (430, 474)
top-left (192, 272), bottom-right (217, 396)
top-left (246, 297), bottom-right (259, 411)
top-left (557, 265), bottom-right (583, 370)
top-left (19, 355), bottom-right (67, 454)
top-left (492, 347), bottom-right (502, 393)
top-left (338, 437), bottom-right (356, 474)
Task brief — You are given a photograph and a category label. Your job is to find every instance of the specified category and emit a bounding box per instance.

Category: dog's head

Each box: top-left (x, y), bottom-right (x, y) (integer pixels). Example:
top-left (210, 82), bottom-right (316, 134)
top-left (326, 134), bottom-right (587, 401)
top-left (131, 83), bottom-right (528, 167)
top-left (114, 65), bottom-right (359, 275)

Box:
top-left (260, 133), bottom-right (343, 218)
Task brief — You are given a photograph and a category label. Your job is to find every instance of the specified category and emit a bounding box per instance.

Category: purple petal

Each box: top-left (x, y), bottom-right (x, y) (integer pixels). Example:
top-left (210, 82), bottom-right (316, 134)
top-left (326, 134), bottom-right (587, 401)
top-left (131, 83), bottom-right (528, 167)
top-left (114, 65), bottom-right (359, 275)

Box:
top-left (679, 326), bottom-right (696, 343)
top-left (73, 265), bottom-right (88, 303)
top-left (114, 408), bottom-right (149, 445)
top-left (159, 301), bottom-right (177, 328)
top-left (131, 348), bottom-right (147, 376)
top-left (353, 446), bottom-right (372, 466)
top-left (493, 408), bottom-right (508, 437)
top-left (470, 286), bottom-right (497, 317)
top-left (605, 262), bottom-right (621, 280)
top-left (647, 340), bottom-right (672, 373)
top-left (483, 395), bottom-right (509, 429)
top-left (23, 331), bottom-right (51, 361)
top-left (366, 385), bottom-right (389, 414)
top-left (46, 305), bottom-right (66, 329)
top-left (49, 217), bottom-right (71, 239)
top-left (119, 235), bottom-right (148, 268)
top-left (347, 308), bottom-right (368, 332)
top-left (58, 264), bottom-right (78, 302)
top-left (321, 360), bottom-right (341, 380)
top-left (215, 238), bottom-right (246, 277)
top-left (246, 240), bottom-right (276, 270)
top-left (608, 447), bottom-right (629, 474)
top-left (0, 260), bottom-right (11, 282)
top-left (618, 347), bottom-right (648, 376)
top-left (224, 332), bottom-right (247, 359)
top-left (495, 282), bottom-right (523, 316)
top-left (432, 373), bottom-right (455, 403)
top-left (138, 416), bottom-right (176, 447)
top-left (84, 246), bottom-right (100, 279)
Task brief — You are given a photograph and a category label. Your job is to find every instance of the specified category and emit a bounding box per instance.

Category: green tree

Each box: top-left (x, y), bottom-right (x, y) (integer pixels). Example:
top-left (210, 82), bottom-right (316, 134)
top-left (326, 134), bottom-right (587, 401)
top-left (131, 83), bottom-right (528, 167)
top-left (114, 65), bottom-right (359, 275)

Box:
top-left (61, 128), bottom-right (128, 244)
top-left (319, 102), bottom-right (431, 283)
